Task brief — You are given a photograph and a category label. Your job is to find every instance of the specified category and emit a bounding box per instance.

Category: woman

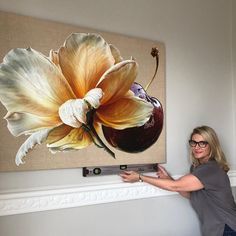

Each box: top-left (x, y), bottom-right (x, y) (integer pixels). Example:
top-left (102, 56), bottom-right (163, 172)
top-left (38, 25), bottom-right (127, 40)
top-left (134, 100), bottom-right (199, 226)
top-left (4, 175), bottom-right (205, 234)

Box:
top-left (120, 126), bottom-right (236, 236)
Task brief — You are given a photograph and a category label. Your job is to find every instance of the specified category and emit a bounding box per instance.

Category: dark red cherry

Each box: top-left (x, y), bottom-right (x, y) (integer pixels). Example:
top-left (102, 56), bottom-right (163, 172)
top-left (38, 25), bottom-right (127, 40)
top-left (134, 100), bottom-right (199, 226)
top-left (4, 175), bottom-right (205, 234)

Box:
top-left (102, 82), bottom-right (164, 153)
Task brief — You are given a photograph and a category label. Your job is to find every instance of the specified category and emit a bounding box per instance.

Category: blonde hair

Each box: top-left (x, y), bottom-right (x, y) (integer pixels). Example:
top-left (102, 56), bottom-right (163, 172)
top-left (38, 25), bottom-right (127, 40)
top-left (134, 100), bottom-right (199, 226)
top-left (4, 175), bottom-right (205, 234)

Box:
top-left (190, 126), bottom-right (229, 172)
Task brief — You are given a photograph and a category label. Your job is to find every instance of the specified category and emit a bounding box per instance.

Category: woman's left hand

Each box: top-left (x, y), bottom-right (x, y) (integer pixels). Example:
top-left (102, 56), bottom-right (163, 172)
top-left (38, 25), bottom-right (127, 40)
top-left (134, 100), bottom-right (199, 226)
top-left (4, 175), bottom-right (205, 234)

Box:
top-left (120, 171), bottom-right (140, 183)
top-left (157, 165), bottom-right (172, 180)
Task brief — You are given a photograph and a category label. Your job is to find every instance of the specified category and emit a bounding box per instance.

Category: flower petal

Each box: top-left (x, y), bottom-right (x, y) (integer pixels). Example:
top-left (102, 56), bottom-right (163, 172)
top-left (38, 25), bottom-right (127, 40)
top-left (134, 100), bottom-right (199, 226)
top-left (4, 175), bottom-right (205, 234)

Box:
top-left (5, 111), bottom-right (60, 136)
top-left (0, 48), bottom-right (76, 115)
top-left (58, 33), bottom-right (114, 98)
top-left (97, 60), bottom-right (138, 105)
top-left (0, 48), bottom-right (76, 135)
top-left (109, 44), bottom-right (123, 63)
top-left (84, 88), bottom-right (103, 109)
top-left (47, 126), bottom-right (93, 151)
top-left (59, 99), bottom-right (88, 128)
top-left (96, 95), bottom-right (153, 129)
top-left (46, 124), bottom-right (73, 144)
top-left (49, 50), bottom-right (62, 72)
top-left (15, 128), bottom-right (51, 165)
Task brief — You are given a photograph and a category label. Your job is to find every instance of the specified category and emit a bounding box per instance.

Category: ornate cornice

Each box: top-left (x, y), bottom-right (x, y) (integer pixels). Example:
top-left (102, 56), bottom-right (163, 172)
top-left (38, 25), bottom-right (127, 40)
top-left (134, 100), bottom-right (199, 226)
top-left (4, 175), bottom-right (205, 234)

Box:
top-left (0, 170), bottom-right (235, 216)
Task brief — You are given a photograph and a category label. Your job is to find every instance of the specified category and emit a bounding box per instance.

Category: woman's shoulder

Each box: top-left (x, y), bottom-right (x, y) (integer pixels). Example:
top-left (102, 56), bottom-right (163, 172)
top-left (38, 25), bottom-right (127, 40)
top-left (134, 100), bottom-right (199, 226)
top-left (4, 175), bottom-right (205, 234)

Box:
top-left (191, 160), bottom-right (228, 187)
top-left (191, 160), bottom-right (220, 173)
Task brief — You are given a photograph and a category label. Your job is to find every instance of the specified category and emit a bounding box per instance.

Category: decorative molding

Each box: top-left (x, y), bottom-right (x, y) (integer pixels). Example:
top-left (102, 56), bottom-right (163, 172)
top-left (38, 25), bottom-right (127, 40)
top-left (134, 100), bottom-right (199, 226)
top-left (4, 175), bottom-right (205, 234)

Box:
top-left (228, 170), bottom-right (236, 186)
top-left (0, 170), bottom-right (235, 216)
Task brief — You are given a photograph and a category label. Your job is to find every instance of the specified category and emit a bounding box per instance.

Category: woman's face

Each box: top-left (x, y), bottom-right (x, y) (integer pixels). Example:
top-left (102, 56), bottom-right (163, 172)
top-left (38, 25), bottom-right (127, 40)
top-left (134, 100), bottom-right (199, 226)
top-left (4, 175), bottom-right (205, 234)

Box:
top-left (190, 134), bottom-right (211, 163)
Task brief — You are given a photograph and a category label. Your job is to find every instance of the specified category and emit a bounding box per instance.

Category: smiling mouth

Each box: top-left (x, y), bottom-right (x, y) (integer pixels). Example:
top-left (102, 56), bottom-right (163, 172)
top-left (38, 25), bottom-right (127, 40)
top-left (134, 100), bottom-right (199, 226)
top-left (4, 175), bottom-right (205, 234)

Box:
top-left (194, 151), bottom-right (202, 154)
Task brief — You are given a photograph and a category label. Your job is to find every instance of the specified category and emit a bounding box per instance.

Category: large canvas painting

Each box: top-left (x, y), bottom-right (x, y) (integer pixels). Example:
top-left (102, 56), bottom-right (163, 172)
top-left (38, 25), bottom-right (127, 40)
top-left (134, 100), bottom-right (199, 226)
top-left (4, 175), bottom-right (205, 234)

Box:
top-left (0, 11), bottom-right (166, 171)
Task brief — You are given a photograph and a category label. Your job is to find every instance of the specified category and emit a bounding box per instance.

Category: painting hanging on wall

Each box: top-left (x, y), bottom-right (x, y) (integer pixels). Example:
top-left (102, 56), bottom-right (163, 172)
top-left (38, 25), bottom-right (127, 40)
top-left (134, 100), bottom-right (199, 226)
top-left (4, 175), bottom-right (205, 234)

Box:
top-left (0, 11), bottom-right (166, 171)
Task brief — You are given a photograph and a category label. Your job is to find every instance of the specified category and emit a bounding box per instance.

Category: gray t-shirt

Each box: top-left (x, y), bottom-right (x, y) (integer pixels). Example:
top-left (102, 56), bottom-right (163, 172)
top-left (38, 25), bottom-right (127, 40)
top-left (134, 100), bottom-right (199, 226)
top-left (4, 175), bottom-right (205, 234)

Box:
top-left (190, 160), bottom-right (236, 236)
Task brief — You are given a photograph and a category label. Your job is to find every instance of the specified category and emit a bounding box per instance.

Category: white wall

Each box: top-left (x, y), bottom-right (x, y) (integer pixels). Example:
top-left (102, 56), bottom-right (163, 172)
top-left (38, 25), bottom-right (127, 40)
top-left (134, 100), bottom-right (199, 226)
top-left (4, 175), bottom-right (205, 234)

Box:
top-left (0, 196), bottom-right (202, 236)
top-left (0, 1), bottom-right (235, 236)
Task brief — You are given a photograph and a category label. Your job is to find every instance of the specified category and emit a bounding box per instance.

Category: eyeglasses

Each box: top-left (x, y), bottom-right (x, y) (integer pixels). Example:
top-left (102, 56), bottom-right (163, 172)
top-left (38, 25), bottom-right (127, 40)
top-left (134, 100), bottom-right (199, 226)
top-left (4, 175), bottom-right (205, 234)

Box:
top-left (189, 140), bottom-right (208, 148)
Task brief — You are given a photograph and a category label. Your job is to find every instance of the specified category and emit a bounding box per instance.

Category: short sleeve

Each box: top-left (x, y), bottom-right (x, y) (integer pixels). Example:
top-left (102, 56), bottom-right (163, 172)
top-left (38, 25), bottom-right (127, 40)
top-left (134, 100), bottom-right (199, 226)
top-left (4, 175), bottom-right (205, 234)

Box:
top-left (191, 162), bottom-right (225, 190)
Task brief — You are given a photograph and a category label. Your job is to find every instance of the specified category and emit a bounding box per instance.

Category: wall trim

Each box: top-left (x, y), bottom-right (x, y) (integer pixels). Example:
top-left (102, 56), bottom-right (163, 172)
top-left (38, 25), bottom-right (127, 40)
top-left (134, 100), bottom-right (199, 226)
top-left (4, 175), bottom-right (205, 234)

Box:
top-left (0, 170), bottom-right (235, 216)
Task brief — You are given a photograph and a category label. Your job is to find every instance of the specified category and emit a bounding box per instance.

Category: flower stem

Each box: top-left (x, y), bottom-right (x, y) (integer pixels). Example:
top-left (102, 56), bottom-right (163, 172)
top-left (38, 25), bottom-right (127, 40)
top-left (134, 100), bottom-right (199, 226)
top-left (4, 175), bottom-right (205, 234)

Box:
top-left (144, 47), bottom-right (159, 91)
top-left (89, 124), bottom-right (116, 159)
top-left (86, 109), bottom-right (115, 159)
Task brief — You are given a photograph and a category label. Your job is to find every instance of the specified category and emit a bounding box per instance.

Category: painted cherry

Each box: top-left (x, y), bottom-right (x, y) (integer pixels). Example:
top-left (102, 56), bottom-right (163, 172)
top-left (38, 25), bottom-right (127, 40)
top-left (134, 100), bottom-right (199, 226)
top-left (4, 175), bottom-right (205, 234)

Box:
top-left (102, 82), bottom-right (163, 152)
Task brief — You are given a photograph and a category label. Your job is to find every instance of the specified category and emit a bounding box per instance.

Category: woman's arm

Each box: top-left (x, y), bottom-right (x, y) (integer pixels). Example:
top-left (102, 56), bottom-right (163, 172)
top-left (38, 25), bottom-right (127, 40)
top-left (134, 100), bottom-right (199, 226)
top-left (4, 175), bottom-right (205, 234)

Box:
top-left (120, 166), bottom-right (203, 198)
top-left (157, 165), bottom-right (191, 199)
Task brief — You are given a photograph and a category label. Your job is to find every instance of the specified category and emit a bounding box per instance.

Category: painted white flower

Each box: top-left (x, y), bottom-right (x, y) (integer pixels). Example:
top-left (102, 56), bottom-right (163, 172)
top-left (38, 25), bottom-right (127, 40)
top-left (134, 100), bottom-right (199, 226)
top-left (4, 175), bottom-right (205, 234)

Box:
top-left (0, 33), bottom-right (153, 165)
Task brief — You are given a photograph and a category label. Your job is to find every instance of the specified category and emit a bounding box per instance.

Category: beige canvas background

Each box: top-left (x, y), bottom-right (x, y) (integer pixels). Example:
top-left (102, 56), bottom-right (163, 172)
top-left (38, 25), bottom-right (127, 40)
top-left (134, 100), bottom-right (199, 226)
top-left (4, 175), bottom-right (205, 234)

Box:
top-left (0, 11), bottom-right (166, 171)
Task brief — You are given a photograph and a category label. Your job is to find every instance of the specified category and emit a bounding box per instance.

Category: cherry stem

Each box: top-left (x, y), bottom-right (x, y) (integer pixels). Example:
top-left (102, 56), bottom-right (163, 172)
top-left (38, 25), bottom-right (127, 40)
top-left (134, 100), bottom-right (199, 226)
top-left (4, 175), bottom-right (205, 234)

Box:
top-left (85, 109), bottom-right (116, 159)
top-left (144, 47), bottom-right (159, 91)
